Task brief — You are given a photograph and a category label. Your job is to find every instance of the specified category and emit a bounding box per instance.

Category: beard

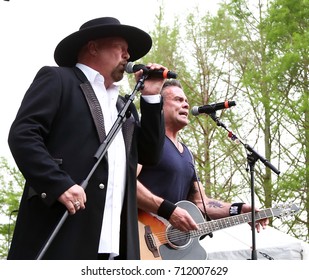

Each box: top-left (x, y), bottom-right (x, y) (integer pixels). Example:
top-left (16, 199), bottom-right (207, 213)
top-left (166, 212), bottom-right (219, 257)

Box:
top-left (111, 64), bottom-right (125, 82)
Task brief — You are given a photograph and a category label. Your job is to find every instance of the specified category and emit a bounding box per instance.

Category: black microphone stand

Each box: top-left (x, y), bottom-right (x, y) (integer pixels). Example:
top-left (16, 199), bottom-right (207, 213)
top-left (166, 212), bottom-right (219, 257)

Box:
top-left (209, 112), bottom-right (280, 260)
top-left (36, 74), bottom-right (148, 260)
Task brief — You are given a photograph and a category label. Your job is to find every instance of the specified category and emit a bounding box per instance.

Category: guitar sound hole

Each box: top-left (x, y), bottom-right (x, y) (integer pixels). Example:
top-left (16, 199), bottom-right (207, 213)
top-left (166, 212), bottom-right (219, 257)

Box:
top-left (166, 225), bottom-right (191, 249)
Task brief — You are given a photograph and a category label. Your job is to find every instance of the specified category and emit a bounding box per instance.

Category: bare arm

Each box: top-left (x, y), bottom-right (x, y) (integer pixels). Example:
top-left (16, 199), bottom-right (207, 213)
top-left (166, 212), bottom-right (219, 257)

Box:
top-left (188, 181), bottom-right (269, 232)
top-left (188, 181), bottom-right (231, 219)
top-left (137, 179), bottom-right (163, 213)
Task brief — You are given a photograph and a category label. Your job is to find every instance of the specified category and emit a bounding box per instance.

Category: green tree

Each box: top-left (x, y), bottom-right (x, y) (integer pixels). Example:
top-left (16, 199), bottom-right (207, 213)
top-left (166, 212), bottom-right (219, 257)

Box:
top-left (213, 0), bottom-right (281, 217)
top-left (264, 0), bottom-right (309, 240)
top-left (0, 157), bottom-right (23, 259)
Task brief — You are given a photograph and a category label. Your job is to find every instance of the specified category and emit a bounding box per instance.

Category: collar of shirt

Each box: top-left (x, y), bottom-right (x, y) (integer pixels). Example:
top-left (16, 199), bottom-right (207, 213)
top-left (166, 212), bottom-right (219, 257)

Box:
top-left (76, 63), bottom-right (119, 100)
top-left (76, 63), bottom-right (119, 130)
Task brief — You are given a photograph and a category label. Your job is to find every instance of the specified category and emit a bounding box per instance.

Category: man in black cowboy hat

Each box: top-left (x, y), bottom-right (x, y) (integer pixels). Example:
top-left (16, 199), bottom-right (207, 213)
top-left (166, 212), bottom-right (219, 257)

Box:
top-left (7, 17), bottom-right (166, 260)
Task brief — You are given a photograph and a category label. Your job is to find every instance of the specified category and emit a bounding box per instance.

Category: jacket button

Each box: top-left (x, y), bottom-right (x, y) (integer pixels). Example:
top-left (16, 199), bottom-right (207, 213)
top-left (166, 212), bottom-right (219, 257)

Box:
top-left (41, 193), bottom-right (47, 199)
top-left (99, 183), bottom-right (105, 189)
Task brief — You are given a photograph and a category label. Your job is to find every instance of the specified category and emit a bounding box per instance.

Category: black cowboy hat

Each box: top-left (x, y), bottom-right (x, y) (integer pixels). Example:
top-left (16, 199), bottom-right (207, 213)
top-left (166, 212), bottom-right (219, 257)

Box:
top-left (54, 17), bottom-right (152, 67)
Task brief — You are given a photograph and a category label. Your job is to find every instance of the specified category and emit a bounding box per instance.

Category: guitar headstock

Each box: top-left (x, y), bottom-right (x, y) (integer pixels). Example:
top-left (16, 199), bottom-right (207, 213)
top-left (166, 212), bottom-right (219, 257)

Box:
top-left (272, 204), bottom-right (299, 219)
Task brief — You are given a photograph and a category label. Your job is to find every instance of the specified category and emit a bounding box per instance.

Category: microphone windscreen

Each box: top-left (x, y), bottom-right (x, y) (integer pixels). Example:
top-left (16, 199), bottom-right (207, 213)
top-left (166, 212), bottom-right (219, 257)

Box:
top-left (125, 62), bottom-right (135, 73)
top-left (191, 106), bottom-right (199, 116)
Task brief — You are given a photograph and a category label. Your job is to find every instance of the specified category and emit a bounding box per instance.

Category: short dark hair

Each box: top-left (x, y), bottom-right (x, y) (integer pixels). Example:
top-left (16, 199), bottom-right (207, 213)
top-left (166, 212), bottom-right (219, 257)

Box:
top-left (161, 79), bottom-right (182, 90)
top-left (160, 79), bottom-right (182, 98)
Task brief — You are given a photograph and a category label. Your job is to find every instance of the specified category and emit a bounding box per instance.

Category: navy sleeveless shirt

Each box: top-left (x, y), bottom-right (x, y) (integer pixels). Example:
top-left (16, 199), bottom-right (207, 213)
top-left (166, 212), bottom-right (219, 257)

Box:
top-left (137, 136), bottom-right (197, 203)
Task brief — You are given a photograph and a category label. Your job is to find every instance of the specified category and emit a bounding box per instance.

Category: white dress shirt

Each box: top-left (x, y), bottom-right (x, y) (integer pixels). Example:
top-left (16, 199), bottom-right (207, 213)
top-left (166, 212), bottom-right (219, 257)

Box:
top-left (76, 63), bottom-right (161, 259)
top-left (77, 63), bottom-right (126, 258)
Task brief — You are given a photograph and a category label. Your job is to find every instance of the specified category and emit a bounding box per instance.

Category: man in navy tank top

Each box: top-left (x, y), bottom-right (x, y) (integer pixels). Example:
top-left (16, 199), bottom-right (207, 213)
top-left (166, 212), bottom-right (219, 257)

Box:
top-left (137, 80), bottom-right (269, 233)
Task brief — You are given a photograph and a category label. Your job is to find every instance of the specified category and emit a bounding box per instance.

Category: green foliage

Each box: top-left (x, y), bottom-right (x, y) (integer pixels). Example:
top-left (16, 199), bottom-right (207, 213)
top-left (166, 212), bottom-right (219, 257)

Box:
top-left (0, 157), bottom-right (23, 259)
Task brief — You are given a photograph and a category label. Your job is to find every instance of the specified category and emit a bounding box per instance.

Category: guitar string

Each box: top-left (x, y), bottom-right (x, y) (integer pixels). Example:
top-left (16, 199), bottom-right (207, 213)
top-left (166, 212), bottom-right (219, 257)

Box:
top-left (147, 218), bottom-right (250, 243)
top-left (144, 219), bottom-right (252, 245)
top-left (147, 213), bottom-right (255, 242)
top-left (144, 218), bottom-right (249, 243)
top-left (144, 220), bottom-right (244, 242)
top-left (142, 209), bottom-right (281, 243)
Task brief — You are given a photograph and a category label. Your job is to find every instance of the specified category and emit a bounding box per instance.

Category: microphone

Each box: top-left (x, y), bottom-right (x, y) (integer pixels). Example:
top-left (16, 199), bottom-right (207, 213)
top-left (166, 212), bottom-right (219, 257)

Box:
top-left (191, 101), bottom-right (236, 115)
top-left (125, 62), bottom-right (177, 79)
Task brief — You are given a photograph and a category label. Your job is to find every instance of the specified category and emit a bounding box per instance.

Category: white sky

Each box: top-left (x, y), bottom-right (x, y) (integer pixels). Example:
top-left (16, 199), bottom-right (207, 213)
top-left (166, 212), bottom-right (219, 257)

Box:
top-left (0, 0), bottom-right (220, 164)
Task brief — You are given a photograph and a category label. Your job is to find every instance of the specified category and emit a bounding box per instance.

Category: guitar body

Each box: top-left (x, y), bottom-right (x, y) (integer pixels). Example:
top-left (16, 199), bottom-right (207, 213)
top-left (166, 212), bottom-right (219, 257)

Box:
top-left (138, 200), bottom-right (207, 260)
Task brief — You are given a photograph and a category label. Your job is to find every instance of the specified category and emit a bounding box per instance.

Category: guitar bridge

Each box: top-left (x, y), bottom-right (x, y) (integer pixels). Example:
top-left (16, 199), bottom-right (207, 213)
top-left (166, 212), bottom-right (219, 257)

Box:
top-left (144, 225), bottom-right (160, 258)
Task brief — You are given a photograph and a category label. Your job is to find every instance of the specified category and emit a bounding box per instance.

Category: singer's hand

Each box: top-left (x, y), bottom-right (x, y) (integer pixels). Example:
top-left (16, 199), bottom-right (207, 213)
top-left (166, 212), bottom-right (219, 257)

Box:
top-left (135, 63), bottom-right (167, 96)
top-left (58, 184), bottom-right (87, 215)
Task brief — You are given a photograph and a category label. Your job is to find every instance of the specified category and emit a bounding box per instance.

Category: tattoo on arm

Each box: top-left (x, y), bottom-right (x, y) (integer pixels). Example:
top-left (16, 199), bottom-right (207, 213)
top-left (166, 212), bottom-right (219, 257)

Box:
top-left (207, 200), bottom-right (223, 208)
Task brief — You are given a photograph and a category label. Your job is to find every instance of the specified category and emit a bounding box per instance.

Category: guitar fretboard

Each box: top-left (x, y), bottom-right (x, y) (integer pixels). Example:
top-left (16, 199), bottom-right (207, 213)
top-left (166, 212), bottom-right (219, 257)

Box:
top-left (190, 208), bottom-right (273, 238)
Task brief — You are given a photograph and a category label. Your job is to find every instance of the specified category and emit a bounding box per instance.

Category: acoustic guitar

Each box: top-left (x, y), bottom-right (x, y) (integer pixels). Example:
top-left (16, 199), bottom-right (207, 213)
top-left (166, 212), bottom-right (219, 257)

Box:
top-left (138, 200), bottom-right (299, 260)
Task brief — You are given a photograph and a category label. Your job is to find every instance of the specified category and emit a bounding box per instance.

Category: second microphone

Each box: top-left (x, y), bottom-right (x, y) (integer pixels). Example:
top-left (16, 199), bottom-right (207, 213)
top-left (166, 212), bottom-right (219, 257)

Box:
top-left (191, 101), bottom-right (236, 115)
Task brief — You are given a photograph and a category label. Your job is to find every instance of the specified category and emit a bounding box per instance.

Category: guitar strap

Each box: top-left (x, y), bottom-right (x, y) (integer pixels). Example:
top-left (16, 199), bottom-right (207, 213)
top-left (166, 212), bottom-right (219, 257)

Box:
top-left (188, 149), bottom-right (214, 238)
top-left (188, 151), bottom-right (207, 218)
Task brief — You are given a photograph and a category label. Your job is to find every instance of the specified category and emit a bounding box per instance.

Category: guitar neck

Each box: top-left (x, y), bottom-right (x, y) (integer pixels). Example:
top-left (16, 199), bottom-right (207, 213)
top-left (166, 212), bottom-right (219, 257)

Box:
top-left (191, 208), bottom-right (274, 238)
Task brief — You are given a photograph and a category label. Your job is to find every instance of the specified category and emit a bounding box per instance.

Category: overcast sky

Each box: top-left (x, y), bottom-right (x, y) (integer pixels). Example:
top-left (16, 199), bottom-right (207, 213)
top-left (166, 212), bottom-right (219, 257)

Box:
top-left (0, 0), bottom-right (220, 164)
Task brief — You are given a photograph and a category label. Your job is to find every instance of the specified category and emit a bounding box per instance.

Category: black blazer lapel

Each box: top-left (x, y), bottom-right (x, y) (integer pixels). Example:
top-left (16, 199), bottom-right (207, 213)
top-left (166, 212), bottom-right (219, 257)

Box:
top-left (117, 96), bottom-right (138, 157)
top-left (80, 81), bottom-right (107, 143)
